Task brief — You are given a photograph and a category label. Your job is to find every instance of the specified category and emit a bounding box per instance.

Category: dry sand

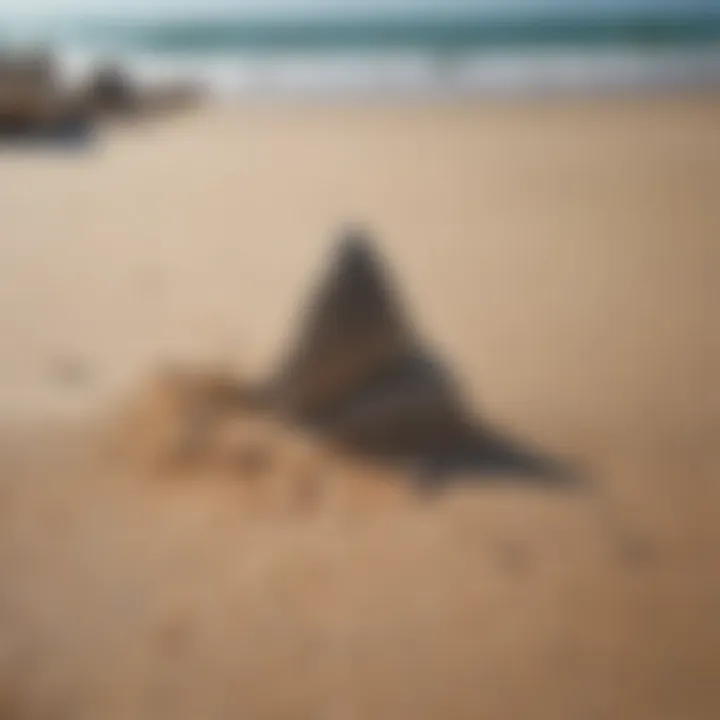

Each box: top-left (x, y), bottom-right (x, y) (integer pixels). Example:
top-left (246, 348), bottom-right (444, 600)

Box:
top-left (0, 93), bottom-right (719, 719)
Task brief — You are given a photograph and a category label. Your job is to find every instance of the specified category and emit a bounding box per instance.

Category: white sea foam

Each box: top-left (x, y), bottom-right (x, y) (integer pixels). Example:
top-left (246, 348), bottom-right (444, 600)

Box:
top-left (50, 44), bottom-right (720, 100)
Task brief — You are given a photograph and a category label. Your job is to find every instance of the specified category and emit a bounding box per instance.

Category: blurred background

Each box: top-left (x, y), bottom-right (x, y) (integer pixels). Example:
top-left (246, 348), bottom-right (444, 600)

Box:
top-left (2, 0), bottom-right (720, 99)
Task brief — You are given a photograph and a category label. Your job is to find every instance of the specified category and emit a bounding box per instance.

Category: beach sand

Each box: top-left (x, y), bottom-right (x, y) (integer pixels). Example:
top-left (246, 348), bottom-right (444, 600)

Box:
top-left (0, 93), bottom-right (719, 718)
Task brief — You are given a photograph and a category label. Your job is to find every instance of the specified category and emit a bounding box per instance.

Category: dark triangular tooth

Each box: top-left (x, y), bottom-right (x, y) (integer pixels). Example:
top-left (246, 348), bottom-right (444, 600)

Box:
top-left (270, 228), bottom-right (418, 417)
top-left (263, 228), bottom-right (570, 485)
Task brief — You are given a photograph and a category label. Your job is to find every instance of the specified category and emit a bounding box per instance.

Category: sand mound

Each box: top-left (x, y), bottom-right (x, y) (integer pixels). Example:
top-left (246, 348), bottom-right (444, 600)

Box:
top-left (118, 365), bottom-right (410, 515)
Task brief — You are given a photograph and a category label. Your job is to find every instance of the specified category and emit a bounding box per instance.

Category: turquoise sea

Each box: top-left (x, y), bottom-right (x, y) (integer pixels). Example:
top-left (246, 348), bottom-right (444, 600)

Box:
top-left (2, 12), bottom-right (720, 96)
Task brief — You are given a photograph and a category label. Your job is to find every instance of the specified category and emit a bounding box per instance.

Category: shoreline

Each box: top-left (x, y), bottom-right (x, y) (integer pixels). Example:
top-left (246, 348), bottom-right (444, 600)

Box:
top-left (46, 42), bottom-right (720, 100)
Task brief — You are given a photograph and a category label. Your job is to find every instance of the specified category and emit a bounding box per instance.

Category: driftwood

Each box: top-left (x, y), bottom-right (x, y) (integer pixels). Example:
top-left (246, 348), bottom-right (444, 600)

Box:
top-left (1, 51), bottom-right (60, 129)
top-left (84, 64), bottom-right (137, 116)
top-left (0, 50), bottom-right (89, 138)
top-left (84, 63), bottom-right (203, 119)
top-left (0, 51), bottom-right (203, 139)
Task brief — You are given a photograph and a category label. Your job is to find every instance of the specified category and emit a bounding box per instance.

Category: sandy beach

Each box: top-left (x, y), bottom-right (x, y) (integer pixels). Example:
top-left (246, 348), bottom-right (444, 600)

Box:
top-left (1, 93), bottom-right (719, 718)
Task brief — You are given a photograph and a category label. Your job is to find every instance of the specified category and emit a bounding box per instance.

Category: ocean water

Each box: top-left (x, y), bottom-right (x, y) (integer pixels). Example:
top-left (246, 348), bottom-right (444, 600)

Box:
top-left (3, 14), bottom-right (720, 97)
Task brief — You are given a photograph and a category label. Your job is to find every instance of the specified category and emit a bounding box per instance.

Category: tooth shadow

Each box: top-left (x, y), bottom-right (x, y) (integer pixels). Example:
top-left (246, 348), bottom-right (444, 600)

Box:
top-left (300, 352), bottom-right (578, 490)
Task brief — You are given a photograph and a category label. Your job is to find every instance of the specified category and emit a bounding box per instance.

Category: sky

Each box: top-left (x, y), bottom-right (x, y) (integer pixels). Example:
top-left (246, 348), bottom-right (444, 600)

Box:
top-left (1, 0), bottom-right (718, 18)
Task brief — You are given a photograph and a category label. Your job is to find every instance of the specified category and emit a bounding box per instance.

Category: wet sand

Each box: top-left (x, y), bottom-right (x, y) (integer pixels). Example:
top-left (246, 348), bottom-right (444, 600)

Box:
top-left (0, 93), bottom-right (719, 718)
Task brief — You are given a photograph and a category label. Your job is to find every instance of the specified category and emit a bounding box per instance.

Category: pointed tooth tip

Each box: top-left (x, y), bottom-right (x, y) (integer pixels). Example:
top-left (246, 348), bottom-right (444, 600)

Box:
top-left (334, 226), bottom-right (380, 267)
top-left (338, 223), bottom-right (371, 246)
